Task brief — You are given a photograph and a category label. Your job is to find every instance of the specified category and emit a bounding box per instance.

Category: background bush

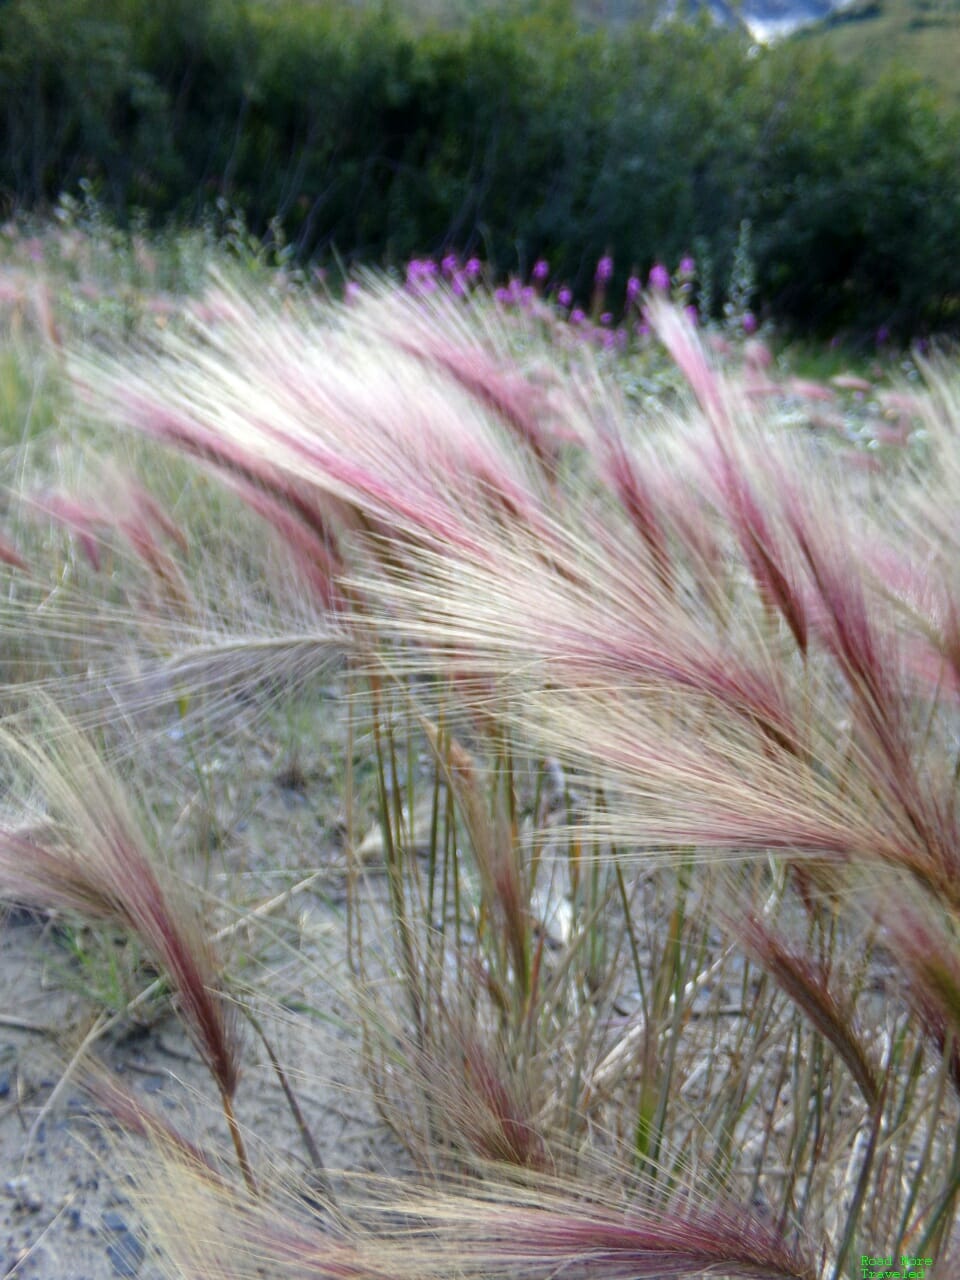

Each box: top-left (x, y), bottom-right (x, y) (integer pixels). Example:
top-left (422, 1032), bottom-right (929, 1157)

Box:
top-left (1, 0), bottom-right (958, 335)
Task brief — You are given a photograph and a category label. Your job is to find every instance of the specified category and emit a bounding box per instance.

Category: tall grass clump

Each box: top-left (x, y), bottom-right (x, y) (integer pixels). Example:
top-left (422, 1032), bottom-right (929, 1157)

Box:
top-left (5, 268), bottom-right (960, 1275)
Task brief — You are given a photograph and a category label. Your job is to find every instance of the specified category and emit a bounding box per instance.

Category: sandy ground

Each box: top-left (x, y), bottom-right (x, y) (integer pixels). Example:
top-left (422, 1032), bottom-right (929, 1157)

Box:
top-left (1, 919), bottom-right (397, 1280)
top-left (1, 690), bottom-right (404, 1280)
top-left (1, 909), bottom-right (396, 1279)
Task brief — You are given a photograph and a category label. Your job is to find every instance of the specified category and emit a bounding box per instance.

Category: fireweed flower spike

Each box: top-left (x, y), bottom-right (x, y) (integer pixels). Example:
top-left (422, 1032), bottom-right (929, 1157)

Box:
top-left (593, 257), bottom-right (613, 320)
top-left (648, 262), bottom-right (670, 292)
top-left (595, 255), bottom-right (613, 284)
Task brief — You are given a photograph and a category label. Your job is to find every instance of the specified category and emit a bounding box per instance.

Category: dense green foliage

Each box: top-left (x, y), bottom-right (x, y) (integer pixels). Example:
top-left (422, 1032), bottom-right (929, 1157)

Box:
top-left (1, 0), bottom-right (958, 334)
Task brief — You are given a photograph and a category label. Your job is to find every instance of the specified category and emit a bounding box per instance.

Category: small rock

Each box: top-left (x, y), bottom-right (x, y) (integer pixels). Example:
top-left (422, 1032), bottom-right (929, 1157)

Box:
top-left (102, 1211), bottom-right (145, 1278)
top-left (5, 1243), bottom-right (49, 1274)
top-left (107, 1235), bottom-right (145, 1278)
top-left (4, 1176), bottom-right (43, 1212)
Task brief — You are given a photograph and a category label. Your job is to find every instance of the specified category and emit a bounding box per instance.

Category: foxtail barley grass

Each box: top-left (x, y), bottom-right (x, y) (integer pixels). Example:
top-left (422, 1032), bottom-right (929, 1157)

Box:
top-left (4, 269), bottom-right (960, 1273)
top-left (0, 703), bottom-right (254, 1189)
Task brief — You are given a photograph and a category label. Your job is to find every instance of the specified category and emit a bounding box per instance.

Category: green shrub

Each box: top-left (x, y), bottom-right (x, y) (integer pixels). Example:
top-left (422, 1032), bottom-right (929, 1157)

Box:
top-left (0, 0), bottom-right (957, 335)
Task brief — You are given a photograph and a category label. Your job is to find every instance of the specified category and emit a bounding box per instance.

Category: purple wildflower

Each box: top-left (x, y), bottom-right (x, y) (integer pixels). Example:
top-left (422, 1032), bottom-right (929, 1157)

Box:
top-left (648, 263), bottom-right (670, 292)
top-left (600, 312), bottom-right (613, 327)
top-left (520, 286), bottom-right (536, 308)
top-left (465, 257), bottom-right (482, 279)
top-left (595, 255), bottom-right (613, 284)
top-left (678, 255), bottom-right (696, 277)
top-left (742, 311), bottom-right (758, 335)
top-left (626, 276), bottom-right (641, 304)
top-left (532, 259), bottom-right (549, 281)
top-left (570, 308), bottom-right (586, 326)
top-left (558, 287), bottom-right (573, 309)
top-left (684, 304), bottom-right (699, 326)
top-left (441, 254), bottom-right (458, 278)
top-left (494, 287), bottom-right (511, 305)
